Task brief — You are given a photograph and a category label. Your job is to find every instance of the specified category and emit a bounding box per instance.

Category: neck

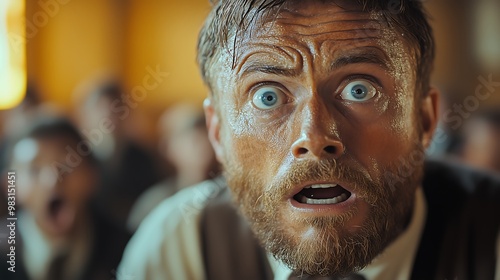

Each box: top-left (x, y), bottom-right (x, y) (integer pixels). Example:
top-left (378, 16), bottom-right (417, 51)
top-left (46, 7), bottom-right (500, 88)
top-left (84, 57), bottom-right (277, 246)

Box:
top-left (176, 171), bottom-right (207, 189)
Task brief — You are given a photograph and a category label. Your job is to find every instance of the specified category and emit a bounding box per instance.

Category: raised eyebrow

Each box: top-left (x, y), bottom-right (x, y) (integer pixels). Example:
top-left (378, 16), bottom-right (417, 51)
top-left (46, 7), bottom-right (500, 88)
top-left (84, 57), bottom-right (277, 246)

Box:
top-left (240, 64), bottom-right (301, 78)
top-left (330, 52), bottom-right (390, 71)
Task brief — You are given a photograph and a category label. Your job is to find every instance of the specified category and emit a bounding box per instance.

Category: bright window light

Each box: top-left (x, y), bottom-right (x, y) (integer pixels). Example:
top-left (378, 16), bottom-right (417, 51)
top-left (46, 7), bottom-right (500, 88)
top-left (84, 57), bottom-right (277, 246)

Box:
top-left (0, 0), bottom-right (26, 110)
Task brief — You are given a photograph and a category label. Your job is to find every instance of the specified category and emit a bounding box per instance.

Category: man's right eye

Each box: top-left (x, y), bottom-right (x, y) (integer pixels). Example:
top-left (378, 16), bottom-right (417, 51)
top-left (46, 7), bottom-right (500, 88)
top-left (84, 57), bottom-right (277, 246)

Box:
top-left (252, 86), bottom-right (285, 110)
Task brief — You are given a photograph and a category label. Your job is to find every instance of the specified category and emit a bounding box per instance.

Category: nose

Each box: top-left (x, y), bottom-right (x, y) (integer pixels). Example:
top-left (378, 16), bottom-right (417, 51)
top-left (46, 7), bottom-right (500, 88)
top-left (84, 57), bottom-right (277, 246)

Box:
top-left (291, 133), bottom-right (344, 160)
top-left (291, 103), bottom-right (345, 160)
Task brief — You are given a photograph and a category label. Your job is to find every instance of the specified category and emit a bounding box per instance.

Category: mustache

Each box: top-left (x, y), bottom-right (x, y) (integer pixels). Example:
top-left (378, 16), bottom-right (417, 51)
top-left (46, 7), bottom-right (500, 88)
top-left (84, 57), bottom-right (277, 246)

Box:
top-left (266, 159), bottom-right (377, 199)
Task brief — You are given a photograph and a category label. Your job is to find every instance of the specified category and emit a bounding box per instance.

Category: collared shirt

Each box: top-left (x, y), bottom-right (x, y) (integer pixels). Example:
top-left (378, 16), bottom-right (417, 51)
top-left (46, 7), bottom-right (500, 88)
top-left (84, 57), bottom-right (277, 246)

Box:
top-left (19, 211), bottom-right (93, 280)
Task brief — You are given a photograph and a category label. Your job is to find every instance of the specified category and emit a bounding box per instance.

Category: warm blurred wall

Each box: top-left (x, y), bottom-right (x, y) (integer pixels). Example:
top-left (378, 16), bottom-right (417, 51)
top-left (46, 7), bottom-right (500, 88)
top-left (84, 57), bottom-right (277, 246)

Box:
top-left (426, 0), bottom-right (476, 97)
top-left (27, 0), bottom-right (125, 107)
top-left (27, 0), bottom-right (210, 115)
top-left (124, 0), bottom-right (210, 116)
top-left (426, 0), bottom-right (500, 106)
top-left (26, 0), bottom-right (500, 119)
top-left (26, 0), bottom-right (211, 145)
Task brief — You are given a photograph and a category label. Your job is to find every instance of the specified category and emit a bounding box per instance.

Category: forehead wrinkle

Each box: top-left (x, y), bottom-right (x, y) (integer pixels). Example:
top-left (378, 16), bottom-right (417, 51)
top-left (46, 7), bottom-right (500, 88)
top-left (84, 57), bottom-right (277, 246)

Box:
top-left (256, 17), bottom-right (385, 52)
top-left (326, 37), bottom-right (381, 42)
top-left (270, 18), bottom-right (378, 29)
top-left (276, 9), bottom-right (368, 21)
top-left (236, 43), bottom-right (303, 78)
top-left (280, 36), bottom-right (383, 62)
top-left (267, 6), bottom-right (372, 31)
top-left (291, 29), bottom-right (381, 38)
top-left (261, 17), bottom-right (381, 37)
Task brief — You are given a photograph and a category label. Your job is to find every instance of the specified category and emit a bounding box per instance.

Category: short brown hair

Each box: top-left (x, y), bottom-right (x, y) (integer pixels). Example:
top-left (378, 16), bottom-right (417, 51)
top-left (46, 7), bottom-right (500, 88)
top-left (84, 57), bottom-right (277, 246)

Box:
top-left (197, 0), bottom-right (435, 95)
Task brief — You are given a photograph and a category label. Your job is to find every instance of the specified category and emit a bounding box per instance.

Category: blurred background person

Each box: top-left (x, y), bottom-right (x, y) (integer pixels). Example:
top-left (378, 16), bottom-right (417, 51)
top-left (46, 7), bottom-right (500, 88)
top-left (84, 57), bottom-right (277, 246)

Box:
top-left (0, 84), bottom-right (47, 218)
top-left (0, 116), bottom-right (130, 280)
top-left (127, 103), bottom-right (219, 231)
top-left (75, 81), bottom-right (161, 229)
top-left (0, 83), bottom-right (70, 221)
top-left (456, 109), bottom-right (500, 174)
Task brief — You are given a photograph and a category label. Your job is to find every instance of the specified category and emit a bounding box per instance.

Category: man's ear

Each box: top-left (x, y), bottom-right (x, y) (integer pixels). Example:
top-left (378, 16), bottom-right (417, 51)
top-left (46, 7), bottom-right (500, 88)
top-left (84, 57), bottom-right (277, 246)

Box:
top-left (420, 87), bottom-right (440, 148)
top-left (204, 98), bottom-right (225, 164)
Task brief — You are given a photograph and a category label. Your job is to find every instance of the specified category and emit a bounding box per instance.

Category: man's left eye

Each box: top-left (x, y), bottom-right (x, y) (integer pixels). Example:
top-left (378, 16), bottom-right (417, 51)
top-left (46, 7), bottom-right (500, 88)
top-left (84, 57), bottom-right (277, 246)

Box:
top-left (339, 80), bottom-right (377, 102)
top-left (252, 86), bottom-right (285, 110)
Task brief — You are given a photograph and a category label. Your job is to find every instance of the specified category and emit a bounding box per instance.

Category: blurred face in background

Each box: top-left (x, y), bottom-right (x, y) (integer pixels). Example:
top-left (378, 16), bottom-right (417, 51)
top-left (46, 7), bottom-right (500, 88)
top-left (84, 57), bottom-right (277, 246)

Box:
top-left (167, 125), bottom-right (215, 174)
top-left (11, 136), bottom-right (96, 238)
top-left (462, 118), bottom-right (500, 173)
top-left (160, 104), bottom-right (217, 179)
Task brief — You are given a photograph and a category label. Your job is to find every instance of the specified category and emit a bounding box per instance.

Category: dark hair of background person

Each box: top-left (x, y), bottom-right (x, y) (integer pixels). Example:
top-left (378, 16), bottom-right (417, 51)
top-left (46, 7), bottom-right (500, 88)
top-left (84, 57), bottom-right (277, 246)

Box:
top-left (84, 80), bottom-right (123, 107)
top-left (1, 117), bottom-right (98, 172)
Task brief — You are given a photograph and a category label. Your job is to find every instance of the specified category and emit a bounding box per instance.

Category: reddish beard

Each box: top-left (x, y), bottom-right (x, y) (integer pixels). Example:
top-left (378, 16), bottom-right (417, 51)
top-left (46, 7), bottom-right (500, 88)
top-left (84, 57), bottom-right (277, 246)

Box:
top-left (224, 152), bottom-right (423, 276)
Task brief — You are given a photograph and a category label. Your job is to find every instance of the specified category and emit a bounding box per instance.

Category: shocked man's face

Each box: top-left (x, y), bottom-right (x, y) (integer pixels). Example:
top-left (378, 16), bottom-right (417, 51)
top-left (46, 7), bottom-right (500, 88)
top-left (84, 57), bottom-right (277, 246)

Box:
top-left (205, 1), bottom-right (438, 276)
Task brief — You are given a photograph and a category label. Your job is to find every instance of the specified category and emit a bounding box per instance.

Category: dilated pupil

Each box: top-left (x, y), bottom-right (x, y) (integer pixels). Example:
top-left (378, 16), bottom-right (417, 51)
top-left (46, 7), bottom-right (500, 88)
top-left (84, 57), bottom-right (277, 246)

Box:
top-left (351, 85), bottom-right (367, 99)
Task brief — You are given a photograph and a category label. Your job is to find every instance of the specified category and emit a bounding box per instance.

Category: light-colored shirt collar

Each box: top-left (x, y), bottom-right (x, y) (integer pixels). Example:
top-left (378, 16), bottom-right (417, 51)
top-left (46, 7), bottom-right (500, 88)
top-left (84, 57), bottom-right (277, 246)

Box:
top-left (19, 211), bottom-right (94, 280)
top-left (268, 186), bottom-right (427, 280)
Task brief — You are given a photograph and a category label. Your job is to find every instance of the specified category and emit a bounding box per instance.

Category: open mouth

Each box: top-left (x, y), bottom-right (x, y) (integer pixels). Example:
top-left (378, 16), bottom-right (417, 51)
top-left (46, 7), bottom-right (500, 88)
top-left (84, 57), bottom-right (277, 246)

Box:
top-left (48, 197), bottom-right (65, 218)
top-left (45, 195), bottom-right (75, 234)
top-left (293, 184), bottom-right (352, 205)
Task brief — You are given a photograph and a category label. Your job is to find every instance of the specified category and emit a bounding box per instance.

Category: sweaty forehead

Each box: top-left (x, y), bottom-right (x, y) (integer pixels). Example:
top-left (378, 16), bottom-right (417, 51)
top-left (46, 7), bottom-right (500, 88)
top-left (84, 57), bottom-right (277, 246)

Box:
top-left (228, 1), bottom-right (411, 81)
top-left (272, 1), bottom-right (373, 27)
top-left (250, 1), bottom-right (386, 41)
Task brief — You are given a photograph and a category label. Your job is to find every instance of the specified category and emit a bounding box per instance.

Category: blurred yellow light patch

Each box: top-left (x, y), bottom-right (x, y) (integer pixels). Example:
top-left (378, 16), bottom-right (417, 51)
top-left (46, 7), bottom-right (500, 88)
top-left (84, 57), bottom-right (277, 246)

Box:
top-left (0, 0), bottom-right (26, 110)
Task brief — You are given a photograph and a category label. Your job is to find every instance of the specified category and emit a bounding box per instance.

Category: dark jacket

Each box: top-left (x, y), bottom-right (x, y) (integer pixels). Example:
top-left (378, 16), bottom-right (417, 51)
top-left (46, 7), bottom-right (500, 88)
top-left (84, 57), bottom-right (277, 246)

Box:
top-left (0, 210), bottom-right (130, 280)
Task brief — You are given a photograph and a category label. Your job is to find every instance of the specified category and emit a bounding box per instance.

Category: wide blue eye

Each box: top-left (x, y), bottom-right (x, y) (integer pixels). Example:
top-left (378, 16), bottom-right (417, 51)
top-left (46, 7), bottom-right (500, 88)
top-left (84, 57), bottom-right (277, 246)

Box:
top-left (252, 87), bottom-right (284, 110)
top-left (340, 80), bottom-right (377, 102)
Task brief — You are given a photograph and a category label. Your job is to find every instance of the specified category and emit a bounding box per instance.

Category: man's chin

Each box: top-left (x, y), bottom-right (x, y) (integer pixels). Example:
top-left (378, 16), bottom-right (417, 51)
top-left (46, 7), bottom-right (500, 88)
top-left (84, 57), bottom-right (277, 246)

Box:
top-left (257, 215), bottom-right (380, 276)
top-left (224, 154), bottom-right (422, 276)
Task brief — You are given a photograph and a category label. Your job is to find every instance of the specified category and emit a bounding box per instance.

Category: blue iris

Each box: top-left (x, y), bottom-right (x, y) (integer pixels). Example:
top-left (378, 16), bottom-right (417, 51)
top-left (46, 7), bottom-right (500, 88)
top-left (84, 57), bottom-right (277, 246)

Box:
top-left (261, 91), bottom-right (278, 106)
top-left (351, 84), bottom-right (368, 99)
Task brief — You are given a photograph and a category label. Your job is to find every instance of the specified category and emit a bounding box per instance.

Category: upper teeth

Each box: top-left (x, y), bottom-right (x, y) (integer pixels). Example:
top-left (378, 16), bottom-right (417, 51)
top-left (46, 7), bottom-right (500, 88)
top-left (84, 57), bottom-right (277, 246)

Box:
top-left (299, 193), bottom-right (348, 205)
top-left (304, 184), bottom-right (337, 189)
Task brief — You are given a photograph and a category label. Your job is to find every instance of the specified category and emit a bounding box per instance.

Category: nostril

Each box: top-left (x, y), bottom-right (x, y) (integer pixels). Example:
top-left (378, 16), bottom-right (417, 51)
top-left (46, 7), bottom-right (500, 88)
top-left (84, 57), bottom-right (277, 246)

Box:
top-left (297, 147), bottom-right (308, 155)
top-left (324, 146), bottom-right (336, 154)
